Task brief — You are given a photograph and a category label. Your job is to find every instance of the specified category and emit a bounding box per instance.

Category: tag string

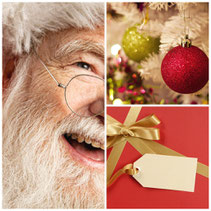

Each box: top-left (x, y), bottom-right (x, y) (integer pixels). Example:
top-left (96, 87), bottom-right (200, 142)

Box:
top-left (137, 5), bottom-right (149, 32)
top-left (107, 163), bottom-right (139, 187)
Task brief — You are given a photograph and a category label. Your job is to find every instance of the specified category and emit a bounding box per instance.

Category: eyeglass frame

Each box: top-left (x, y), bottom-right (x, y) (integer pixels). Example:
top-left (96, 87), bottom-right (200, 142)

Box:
top-left (35, 52), bottom-right (104, 117)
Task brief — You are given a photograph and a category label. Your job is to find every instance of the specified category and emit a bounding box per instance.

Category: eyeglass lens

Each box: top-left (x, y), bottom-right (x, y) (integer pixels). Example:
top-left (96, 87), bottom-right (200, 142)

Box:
top-left (64, 74), bottom-right (104, 117)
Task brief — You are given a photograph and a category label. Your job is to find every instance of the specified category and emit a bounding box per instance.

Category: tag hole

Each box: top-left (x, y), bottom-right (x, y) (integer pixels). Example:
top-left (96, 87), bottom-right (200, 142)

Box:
top-left (135, 167), bottom-right (141, 174)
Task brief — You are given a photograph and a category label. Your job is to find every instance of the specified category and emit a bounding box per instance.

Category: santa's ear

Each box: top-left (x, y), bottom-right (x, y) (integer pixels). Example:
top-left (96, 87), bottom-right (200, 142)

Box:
top-left (3, 52), bottom-right (18, 90)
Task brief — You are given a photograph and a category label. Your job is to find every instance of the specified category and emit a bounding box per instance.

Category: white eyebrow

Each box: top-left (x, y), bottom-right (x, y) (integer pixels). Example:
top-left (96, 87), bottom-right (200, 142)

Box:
top-left (55, 40), bottom-right (104, 60)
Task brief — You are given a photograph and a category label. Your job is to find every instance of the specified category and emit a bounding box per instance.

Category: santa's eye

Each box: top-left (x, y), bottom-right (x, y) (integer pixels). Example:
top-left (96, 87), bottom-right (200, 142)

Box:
top-left (76, 62), bottom-right (91, 70)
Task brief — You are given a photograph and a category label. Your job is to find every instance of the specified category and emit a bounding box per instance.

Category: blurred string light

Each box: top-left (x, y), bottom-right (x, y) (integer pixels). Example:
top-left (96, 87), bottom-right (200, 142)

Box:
top-left (111, 44), bottom-right (121, 56)
top-left (109, 89), bottom-right (114, 101)
top-left (113, 98), bottom-right (123, 105)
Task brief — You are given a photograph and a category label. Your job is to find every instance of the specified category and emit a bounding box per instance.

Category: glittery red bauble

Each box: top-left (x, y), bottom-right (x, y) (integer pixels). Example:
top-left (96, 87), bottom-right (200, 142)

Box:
top-left (161, 46), bottom-right (208, 94)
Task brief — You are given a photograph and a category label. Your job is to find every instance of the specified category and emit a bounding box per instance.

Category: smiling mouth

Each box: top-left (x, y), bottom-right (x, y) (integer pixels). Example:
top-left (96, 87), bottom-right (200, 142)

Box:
top-left (64, 133), bottom-right (104, 163)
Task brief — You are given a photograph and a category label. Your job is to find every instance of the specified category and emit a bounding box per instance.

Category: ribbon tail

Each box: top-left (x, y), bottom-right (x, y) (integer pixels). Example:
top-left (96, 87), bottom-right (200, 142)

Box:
top-left (107, 137), bottom-right (126, 182)
top-left (124, 107), bottom-right (142, 126)
top-left (107, 136), bottom-right (118, 149)
top-left (197, 161), bottom-right (209, 178)
top-left (128, 137), bottom-right (156, 154)
top-left (107, 115), bottom-right (120, 124)
top-left (107, 163), bottom-right (136, 187)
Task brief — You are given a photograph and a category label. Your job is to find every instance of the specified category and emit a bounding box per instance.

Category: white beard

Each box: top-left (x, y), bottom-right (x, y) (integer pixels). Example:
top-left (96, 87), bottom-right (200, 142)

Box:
top-left (3, 56), bottom-right (105, 208)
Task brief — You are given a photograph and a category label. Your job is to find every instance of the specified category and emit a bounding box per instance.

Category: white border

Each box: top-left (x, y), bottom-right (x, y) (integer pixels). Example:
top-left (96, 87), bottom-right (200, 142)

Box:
top-left (1, 1), bottom-right (210, 211)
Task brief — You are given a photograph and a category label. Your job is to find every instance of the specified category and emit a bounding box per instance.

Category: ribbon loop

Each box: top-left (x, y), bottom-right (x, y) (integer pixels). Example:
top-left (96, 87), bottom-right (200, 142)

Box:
top-left (107, 163), bottom-right (139, 187)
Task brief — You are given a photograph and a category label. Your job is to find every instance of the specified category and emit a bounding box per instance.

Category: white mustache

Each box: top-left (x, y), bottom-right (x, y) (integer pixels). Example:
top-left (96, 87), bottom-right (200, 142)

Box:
top-left (55, 113), bottom-right (104, 144)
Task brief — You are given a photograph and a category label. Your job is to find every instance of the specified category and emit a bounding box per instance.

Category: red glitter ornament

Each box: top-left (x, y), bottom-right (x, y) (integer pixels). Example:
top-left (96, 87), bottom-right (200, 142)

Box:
top-left (161, 45), bottom-right (208, 94)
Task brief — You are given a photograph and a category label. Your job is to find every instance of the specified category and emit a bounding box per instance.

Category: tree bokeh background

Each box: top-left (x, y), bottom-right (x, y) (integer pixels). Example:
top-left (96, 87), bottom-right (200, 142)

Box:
top-left (107, 2), bottom-right (209, 104)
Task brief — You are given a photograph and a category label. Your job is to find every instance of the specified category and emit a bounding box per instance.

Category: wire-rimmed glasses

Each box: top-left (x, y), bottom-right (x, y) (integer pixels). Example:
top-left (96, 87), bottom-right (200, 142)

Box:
top-left (36, 54), bottom-right (104, 117)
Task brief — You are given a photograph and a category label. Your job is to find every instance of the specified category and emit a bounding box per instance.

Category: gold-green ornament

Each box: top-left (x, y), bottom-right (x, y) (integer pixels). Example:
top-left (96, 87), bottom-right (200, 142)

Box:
top-left (122, 24), bottom-right (160, 62)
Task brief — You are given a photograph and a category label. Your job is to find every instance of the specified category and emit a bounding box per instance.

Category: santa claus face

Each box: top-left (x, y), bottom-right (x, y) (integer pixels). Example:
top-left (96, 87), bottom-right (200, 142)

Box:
top-left (3, 26), bottom-right (105, 208)
top-left (35, 26), bottom-right (105, 167)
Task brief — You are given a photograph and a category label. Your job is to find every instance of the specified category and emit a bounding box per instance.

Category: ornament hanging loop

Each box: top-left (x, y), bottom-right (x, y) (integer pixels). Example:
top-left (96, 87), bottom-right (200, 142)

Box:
top-left (181, 34), bottom-right (192, 48)
top-left (137, 4), bottom-right (149, 33)
top-left (181, 8), bottom-right (191, 48)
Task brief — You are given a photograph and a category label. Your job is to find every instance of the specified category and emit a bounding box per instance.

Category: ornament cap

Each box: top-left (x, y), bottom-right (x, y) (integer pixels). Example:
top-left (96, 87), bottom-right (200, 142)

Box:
top-left (181, 35), bottom-right (192, 48)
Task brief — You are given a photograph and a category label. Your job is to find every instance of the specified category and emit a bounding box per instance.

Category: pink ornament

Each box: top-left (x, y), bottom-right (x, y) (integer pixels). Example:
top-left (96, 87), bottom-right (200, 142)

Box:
top-left (133, 91), bottom-right (138, 96)
top-left (118, 86), bottom-right (126, 93)
top-left (140, 87), bottom-right (146, 94)
top-left (126, 90), bottom-right (133, 94)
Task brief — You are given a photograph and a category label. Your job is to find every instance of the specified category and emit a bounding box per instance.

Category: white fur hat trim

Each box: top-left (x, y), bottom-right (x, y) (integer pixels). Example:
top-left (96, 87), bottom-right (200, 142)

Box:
top-left (3, 2), bottom-right (104, 55)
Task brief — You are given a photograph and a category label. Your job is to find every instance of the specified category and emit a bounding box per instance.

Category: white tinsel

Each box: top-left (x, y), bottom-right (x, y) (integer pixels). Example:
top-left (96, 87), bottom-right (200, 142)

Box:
top-left (160, 11), bottom-right (208, 55)
top-left (109, 2), bottom-right (143, 24)
top-left (149, 2), bottom-right (175, 11)
top-left (138, 53), bottom-right (164, 83)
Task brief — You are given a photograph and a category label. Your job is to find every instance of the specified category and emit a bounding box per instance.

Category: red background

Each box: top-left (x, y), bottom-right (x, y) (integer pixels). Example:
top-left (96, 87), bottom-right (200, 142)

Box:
top-left (107, 106), bottom-right (209, 208)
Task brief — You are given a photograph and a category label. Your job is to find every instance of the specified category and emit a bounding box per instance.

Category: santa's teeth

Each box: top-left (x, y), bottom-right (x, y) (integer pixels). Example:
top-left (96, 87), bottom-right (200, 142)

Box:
top-left (65, 133), bottom-right (104, 150)
top-left (72, 134), bottom-right (77, 139)
top-left (91, 142), bottom-right (100, 148)
top-left (100, 144), bottom-right (105, 150)
top-left (77, 136), bottom-right (84, 143)
top-left (85, 138), bottom-right (92, 144)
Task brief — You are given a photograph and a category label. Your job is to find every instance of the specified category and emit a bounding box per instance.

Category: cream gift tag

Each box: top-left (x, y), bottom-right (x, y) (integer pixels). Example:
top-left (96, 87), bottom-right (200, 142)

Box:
top-left (133, 154), bottom-right (197, 192)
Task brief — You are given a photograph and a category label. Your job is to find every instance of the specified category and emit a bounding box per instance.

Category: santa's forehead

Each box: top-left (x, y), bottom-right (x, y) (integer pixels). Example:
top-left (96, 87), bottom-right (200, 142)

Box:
top-left (36, 27), bottom-right (104, 62)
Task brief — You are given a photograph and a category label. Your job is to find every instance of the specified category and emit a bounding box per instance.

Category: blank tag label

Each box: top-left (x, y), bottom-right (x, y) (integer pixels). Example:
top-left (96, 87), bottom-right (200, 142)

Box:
top-left (133, 154), bottom-right (197, 192)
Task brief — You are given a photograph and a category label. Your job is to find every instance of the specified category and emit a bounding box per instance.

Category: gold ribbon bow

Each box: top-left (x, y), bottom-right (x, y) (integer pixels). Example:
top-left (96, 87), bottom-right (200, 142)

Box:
top-left (107, 107), bottom-right (208, 187)
top-left (107, 113), bottom-right (160, 149)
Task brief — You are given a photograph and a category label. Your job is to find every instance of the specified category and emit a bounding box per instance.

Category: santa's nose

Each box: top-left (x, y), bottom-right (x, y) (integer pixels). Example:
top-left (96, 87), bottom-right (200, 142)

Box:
top-left (89, 98), bottom-right (104, 117)
top-left (65, 74), bottom-right (104, 117)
